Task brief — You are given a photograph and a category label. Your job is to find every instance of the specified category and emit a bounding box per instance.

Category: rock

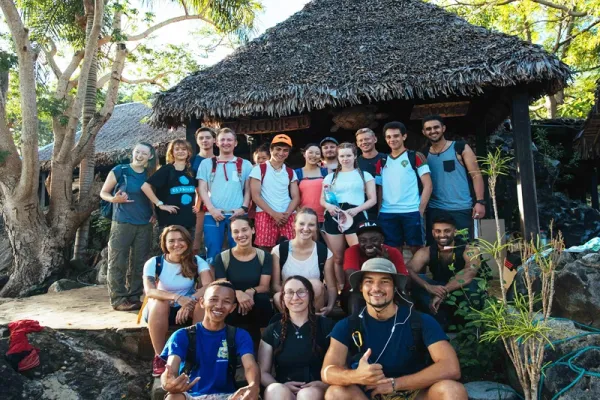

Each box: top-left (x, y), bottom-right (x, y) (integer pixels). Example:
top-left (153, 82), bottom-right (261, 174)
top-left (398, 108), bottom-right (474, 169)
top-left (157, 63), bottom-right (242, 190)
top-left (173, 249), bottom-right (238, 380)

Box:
top-left (0, 233), bottom-right (14, 276)
top-left (0, 326), bottom-right (150, 400)
top-left (95, 247), bottom-right (108, 284)
top-left (47, 279), bottom-right (87, 293)
top-left (465, 381), bottom-right (519, 400)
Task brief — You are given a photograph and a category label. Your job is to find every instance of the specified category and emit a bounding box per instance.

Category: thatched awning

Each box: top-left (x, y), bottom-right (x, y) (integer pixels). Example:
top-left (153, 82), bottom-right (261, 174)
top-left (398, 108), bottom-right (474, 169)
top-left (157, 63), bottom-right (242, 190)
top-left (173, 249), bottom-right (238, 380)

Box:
top-left (39, 102), bottom-right (184, 171)
top-left (576, 80), bottom-right (600, 160)
top-left (151, 0), bottom-right (571, 128)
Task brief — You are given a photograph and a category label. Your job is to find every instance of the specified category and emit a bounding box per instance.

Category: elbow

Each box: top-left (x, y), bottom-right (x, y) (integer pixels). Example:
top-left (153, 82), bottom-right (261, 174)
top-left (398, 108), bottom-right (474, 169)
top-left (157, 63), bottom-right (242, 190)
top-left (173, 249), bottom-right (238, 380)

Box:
top-left (450, 365), bottom-right (461, 381)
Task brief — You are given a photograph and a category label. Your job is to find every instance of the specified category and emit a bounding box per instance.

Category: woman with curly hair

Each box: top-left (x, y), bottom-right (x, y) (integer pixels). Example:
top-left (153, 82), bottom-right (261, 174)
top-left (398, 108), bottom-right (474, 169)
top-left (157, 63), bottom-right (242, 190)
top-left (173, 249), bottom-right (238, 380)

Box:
top-left (141, 225), bottom-right (213, 377)
top-left (258, 275), bottom-right (334, 400)
top-left (142, 139), bottom-right (198, 239)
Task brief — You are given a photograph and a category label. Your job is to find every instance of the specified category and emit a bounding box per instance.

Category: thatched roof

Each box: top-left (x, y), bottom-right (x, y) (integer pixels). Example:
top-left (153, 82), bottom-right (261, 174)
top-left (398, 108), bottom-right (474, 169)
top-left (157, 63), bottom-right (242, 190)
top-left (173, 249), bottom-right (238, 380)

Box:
top-left (151, 0), bottom-right (571, 128)
top-left (39, 102), bottom-right (185, 171)
top-left (577, 80), bottom-right (600, 160)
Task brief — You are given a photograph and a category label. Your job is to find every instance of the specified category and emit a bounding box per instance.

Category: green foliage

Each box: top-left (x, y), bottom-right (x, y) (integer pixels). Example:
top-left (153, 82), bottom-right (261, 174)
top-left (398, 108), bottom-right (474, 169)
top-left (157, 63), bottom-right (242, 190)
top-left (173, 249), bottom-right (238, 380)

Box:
top-left (533, 127), bottom-right (580, 185)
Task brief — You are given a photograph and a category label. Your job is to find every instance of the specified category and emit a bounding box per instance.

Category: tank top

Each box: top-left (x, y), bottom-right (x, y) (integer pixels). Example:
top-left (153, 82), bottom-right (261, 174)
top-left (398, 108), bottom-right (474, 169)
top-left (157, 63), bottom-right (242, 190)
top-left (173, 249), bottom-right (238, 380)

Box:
top-left (428, 241), bottom-right (466, 283)
top-left (427, 141), bottom-right (472, 210)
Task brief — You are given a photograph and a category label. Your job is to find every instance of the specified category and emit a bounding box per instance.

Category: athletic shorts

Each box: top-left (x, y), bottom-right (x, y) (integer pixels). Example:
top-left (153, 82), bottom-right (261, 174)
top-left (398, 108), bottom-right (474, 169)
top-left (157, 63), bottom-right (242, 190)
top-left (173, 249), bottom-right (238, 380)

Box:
top-left (323, 203), bottom-right (368, 235)
top-left (378, 211), bottom-right (424, 247)
top-left (254, 212), bottom-right (295, 248)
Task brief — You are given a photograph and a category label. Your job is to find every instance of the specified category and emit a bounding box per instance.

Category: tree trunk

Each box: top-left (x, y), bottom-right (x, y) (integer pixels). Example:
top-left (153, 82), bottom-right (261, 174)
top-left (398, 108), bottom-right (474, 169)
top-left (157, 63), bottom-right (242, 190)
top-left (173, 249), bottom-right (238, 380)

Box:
top-left (73, 4), bottom-right (98, 260)
top-left (545, 95), bottom-right (557, 119)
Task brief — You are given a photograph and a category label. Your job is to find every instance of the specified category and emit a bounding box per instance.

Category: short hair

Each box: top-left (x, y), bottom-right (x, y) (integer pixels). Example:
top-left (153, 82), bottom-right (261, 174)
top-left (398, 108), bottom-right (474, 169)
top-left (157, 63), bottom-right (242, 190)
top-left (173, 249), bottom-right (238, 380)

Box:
top-left (432, 214), bottom-right (457, 228)
top-left (195, 126), bottom-right (216, 139)
top-left (382, 121), bottom-right (407, 135)
top-left (422, 115), bottom-right (445, 128)
top-left (355, 127), bottom-right (376, 137)
top-left (216, 127), bottom-right (237, 139)
top-left (254, 143), bottom-right (270, 156)
top-left (206, 279), bottom-right (237, 300)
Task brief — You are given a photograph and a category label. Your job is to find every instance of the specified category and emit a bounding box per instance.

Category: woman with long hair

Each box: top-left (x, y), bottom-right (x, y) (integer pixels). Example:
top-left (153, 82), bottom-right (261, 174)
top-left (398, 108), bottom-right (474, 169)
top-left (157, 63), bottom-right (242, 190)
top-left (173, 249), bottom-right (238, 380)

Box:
top-left (320, 142), bottom-right (376, 292)
top-left (295, 144), bottom-right (328, 241)
top-left (259, 276), bottom-right (334, 400)
top-left (212, 216), bottom-right (274, 345)
top-left (101, 142), bottom-right (157, 311)
top-left (142, 225), bottom-right (213, 377)
top-left (142, 139), bottom-right (198, 239)
top-left (271, 208), bottom-right (337, 316)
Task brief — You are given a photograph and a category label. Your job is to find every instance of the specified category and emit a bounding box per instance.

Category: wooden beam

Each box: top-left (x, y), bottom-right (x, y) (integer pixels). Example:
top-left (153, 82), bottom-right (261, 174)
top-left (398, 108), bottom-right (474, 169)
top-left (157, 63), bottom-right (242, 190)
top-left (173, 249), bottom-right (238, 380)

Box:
top-left (186, 116), bottom-right (202, 155)
top-left (475, 121), bottom-right (490, 218)
top-left (591, 165), bottom-right (599, 210)
top-left (511, 91), bottom-right (540, 240)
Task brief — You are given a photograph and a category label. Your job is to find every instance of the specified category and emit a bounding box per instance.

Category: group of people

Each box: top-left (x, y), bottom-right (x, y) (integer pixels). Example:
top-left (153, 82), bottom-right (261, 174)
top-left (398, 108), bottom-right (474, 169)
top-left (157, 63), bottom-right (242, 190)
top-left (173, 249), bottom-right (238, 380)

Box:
top-left (99, 114), bottom-right (486, 400)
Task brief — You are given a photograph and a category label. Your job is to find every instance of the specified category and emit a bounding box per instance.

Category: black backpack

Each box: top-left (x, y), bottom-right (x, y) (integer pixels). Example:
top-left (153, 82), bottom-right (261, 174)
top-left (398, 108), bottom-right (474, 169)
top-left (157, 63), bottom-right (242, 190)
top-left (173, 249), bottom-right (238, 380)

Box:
top-left (100, 164), bottom-right (131, 219)
top-left (279, 240), bottom-right (328, 281)
top-left (346, 310), bottom-right (430, 367)
top-left (182, 324), bottom-right (241, 387)
top-left (374, 150), bottom-right (424, 194)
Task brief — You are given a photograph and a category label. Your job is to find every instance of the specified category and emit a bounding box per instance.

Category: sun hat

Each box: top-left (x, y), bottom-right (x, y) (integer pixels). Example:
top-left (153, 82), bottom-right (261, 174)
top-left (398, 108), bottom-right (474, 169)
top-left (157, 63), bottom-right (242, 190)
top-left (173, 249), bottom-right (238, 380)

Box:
top-left (272, 134), bottom-right (293, 147)
top-left (319, 136), bottom-right (339, 146)
top-left (349, 257), bottom-right (408, 292)
top-left (356, 220), bottom-right (384, 236)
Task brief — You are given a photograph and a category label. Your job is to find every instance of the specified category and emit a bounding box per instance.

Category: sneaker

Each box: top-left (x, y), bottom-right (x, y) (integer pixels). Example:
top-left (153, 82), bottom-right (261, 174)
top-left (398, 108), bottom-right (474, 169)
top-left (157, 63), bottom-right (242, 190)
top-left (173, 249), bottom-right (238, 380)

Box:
top-left (113, 301), bottom-right (137, 311)
top-left (128, 300), bottom-right (143, 311)
top-left (152, 355), bottom-right (166, 377)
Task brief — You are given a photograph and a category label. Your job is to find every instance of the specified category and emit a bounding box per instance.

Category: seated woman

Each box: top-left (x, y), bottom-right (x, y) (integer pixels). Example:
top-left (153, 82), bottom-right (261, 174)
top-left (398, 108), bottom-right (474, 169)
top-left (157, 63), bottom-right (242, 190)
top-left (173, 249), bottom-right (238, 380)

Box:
top-left (212, 216), bottom-right (274, 344)
top-left (271, 208), bottom-right (337, 316)
top-left (142, 225), bottom-right (213, 377)
top-left (259, 276), bottom-right (334, 400)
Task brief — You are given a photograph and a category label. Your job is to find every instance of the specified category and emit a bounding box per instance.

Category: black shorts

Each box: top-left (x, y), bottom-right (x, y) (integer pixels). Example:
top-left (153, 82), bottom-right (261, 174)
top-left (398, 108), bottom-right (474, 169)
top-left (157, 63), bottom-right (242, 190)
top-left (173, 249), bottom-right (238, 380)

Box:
top-left (323, 203), bottom-right (368, 235)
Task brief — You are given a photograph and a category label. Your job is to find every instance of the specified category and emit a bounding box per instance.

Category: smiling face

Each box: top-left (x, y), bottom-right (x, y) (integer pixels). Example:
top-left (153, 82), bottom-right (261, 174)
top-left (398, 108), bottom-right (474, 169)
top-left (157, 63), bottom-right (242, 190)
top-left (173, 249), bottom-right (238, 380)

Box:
top-left (253, 151), bottom-right (269, 165)
top-left (217, 132), bottom-right (237, 155)
top-left (131, 144), bottom-right (152, 167)
top-left (360, 272), bottom-right (395, 309)
top-left (422, 120), bottom-right (446, 143)
top-left (231, 218), bottom-right (254, 248)
top-left (172, 144), bottom-right (190, 162)
top-left (385, 128), bottom-right (407, 152)
top-left (321, 142), bottom-right (338, 160)
top-left (165, 231), bottom-right (189, 256)
top-left (337, 148), bottom-right (356, 169)
top-left (358, 231), bottom-right (385, 258)
top-left (283, 278), bottom-right (310, 314)
top-left (202, 285), bottom-right (237, 323)
top-left (432, 222), bottom-right (456, 248)
top-left (270, 145), bottom-right (291, 163)
top-left (304, 145), bottom-right (322, 166)
top-left (294, 212), bottom-right (318, 240)
top-left (196, 130), bottom-right (215, 151)
top-left (356, 131), bottom-right (377, 154)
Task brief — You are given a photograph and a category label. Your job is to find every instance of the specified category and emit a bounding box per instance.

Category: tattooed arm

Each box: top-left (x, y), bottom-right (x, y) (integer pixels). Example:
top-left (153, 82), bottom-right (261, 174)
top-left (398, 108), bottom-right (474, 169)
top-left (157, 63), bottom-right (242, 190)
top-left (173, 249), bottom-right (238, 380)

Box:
top-left (444, 245), bottom-right (481, 293)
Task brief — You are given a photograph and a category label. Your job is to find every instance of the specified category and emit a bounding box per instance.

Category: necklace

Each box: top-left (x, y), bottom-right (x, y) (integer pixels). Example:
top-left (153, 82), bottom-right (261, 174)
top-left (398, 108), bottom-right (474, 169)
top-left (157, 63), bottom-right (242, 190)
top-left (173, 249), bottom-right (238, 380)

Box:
top-left (291, 322), bottom-right (304, 339)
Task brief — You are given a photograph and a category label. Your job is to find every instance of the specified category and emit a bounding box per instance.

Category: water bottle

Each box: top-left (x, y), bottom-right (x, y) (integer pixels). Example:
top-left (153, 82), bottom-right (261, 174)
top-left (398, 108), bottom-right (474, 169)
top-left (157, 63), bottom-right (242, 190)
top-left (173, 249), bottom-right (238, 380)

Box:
top-left (323, 185), bottom-right (339, 207)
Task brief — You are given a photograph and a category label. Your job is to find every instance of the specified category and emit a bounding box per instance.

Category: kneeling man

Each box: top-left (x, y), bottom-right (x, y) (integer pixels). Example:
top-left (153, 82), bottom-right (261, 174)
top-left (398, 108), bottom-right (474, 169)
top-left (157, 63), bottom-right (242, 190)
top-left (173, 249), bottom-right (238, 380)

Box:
top-left (321, 258), bottom-right (466, 400)
top-left (160, 280), bottom-right (260, 400)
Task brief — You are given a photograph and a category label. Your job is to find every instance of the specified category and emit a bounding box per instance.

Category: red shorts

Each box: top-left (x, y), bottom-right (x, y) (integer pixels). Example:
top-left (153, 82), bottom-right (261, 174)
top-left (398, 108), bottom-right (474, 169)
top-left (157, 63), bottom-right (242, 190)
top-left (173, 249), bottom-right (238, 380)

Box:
top-left (254, 212), bottom-right (295, 248)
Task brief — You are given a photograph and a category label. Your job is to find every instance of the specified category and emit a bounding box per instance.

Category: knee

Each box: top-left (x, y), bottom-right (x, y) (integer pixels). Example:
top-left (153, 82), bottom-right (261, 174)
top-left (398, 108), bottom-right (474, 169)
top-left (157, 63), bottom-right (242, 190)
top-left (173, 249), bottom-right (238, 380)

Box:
top-left (325, 385), bottom-right (355, 400)
top-left (428, 380), bottom-right (467, 400)
top-left (310, 279), bottom-right (325, 298)
top-left (332, 251), bottom-right (344, 265)
top-left (148, 299), bottom-right (170, 320)
top-left (164, 394), bottom-right (186, 400)
top-left (264, 383), bottom-right (293, 400)
top-left (297, 387), bottom-right (324, 400)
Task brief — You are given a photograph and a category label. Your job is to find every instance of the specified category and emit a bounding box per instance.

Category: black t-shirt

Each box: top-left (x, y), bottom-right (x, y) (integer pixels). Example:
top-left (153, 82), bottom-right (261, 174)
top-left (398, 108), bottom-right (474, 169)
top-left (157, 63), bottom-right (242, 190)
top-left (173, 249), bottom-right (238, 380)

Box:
top-left (358, 153), bottom-right (385, 177)
top-left (213, 250), bottom-right (273, 291)
top-left (146, 164), bottom-right (196, 228)
top-left (262, 317), bottom-right (334, 383)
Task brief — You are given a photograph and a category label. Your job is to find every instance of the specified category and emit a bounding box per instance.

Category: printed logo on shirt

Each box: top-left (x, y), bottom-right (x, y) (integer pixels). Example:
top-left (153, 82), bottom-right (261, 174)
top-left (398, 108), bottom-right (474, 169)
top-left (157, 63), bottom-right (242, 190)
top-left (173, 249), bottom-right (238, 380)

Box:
top-left (401, 160), bottom-right (409, 168)
top-left (169, 175), bottom-right (196, 205)
top-left (216, 339), bottom-right (229, 360)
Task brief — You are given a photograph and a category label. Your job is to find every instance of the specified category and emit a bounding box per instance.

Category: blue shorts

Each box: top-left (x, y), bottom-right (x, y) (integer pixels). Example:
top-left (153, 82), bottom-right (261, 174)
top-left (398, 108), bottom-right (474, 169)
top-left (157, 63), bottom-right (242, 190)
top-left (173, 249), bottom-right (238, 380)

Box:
top-left (378, 211), bottom-right (424, 247)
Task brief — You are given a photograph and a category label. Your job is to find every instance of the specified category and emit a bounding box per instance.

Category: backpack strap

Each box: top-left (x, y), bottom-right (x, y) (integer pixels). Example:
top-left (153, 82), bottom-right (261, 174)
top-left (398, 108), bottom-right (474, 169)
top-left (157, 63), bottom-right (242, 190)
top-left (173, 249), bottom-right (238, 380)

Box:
top-left (454, 140), bottom-right (466, 157)
top-left (346, 313), bottom-right (365, 365)
top-left (279, 240), bottom-right (290, 269)
top-left (182, 325), bottom-right (198, 376)
top-left (259, 162), bottom-right (268, 183)
top-left (286, 166), bottom-right (294, 182)
top-left (407, 150), bottom-right (423, 195)
top-left (374, 154), bottom-right (388, 176)
top-left (221, 249), bottom-right (232, 272)
top-left (316, 242), bottom-right (328, 281)
top-left (226, 325), bottom-right (238, 383)
top-left (320, 167), bottom-right (329, 177)
top-left (256, 248), bottom-right (265, 266)
top-left (235, 157), bottom-right (244, 191)
top-left (155, 256), bottom-right (163, 281)
top-left (209, 156), bottom-right (218, 186)
top-left (295, 168), bottom-right (304, 182)
top-left (409, 311), bottom-right (431, 366)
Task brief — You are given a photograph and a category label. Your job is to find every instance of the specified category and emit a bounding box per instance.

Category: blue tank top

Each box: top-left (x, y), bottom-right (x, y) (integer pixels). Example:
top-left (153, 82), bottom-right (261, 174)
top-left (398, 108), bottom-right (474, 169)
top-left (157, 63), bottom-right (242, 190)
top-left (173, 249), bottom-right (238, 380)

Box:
top-left (427, 142), bottom-right (472, 210)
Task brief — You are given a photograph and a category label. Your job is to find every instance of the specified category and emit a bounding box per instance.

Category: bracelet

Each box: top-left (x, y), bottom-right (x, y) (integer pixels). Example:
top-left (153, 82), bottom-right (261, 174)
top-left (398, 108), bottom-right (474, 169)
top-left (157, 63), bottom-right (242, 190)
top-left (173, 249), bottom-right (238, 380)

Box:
top-left (391, 377), bottom-right (396, 391)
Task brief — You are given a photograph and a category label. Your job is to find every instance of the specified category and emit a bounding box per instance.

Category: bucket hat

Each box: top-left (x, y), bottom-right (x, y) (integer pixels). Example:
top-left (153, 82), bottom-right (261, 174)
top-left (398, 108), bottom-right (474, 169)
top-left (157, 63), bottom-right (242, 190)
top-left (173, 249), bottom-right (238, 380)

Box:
top-left (349, 257), bottom-right (408, 292)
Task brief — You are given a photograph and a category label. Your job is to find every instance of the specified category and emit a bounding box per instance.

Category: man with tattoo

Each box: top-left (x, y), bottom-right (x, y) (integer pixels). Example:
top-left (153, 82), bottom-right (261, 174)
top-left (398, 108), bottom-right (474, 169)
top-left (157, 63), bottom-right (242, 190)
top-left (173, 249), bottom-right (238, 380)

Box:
top-left (406, 214), bottom-right (481, 329)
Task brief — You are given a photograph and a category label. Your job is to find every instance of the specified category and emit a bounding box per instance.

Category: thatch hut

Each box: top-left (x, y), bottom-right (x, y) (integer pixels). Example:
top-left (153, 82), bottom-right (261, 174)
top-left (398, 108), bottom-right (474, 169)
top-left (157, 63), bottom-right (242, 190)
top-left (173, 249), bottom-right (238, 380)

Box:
top-left (574, 80), bottom-right (600, 207)
top-left (151, 0), bottom-right (571, 237)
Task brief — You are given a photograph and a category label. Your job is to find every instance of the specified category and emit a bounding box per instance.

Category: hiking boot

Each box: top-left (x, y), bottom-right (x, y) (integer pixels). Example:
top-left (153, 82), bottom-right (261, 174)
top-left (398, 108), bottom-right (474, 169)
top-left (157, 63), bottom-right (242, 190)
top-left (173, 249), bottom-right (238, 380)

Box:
top-left (128, 300), bottom-right (143, 311)
top-left (113, 301), bottom-right (137, 311)
top-left (152, 355), bottom-right (166, 377)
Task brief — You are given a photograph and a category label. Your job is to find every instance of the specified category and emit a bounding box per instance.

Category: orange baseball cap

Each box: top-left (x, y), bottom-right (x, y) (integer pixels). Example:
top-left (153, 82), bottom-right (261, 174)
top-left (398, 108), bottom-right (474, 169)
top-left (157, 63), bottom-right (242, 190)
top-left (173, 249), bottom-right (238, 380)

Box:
top-left (271, 134), bottom-right (293, 147)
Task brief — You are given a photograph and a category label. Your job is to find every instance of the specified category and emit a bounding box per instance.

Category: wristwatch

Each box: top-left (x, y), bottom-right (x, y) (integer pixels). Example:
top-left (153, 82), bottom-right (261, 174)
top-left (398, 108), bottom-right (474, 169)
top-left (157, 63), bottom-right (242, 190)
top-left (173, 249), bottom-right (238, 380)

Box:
top-left (241, 206), bottom-right (249, 213)
top-left (475, 199), bottom-right (486, 206)
top-left (155, 201), bottom-right (164, 207)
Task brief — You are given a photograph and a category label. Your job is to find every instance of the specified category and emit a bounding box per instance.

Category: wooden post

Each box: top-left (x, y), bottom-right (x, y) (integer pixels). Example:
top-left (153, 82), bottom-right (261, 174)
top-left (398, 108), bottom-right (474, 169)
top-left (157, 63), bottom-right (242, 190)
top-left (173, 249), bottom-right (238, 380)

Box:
top-left (511, 91), bottom-right (540, 240)
top-left (186, 116), bottom-right (202, 155)
top-left (591, 165), bottom-right (599, 210)
top-left (475, 121), bottom-right (490, 217)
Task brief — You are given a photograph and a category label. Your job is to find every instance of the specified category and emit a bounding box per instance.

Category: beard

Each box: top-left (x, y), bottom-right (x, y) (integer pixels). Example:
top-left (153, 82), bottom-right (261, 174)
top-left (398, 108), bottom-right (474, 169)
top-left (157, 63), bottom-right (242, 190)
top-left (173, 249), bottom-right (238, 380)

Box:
top-left (366, 296), bottom-right (394, 311)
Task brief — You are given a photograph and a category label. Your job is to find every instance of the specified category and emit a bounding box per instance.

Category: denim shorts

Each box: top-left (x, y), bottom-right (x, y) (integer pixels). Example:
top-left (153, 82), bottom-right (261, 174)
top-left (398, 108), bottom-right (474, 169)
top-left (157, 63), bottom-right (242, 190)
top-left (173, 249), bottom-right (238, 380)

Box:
top-left (378, 211), bottom-right (424, 247)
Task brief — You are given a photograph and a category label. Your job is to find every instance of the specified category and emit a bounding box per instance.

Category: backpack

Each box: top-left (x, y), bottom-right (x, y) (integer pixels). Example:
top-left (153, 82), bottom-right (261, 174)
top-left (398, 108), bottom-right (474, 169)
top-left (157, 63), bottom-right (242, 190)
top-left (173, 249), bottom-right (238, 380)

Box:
top-left (374, 150), bottom-right (423, 194)
top-left (346, 310), bottom-right (430, 368)
top-left (210, 157), bottom-right (245, 191)
top-left (295, 167), bottom-right (328, 182)
top-left (100, 165), bottom-right (131, 219)
top-left (183, 324), bottom-right (241, 387)
top-left (279, 240), bottom-right (328, 281)
top-left (221, 248), bottom-right (266, 271)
